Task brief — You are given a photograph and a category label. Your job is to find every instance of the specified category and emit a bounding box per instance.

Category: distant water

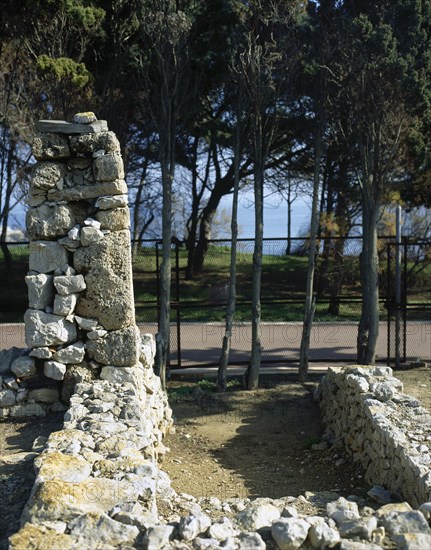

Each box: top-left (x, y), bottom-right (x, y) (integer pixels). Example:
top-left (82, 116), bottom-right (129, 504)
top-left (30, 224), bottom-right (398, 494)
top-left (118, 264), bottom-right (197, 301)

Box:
top-left (9, 187), bottom-right (312, 241)
top-left (219, 191), bottom-right (311, 239)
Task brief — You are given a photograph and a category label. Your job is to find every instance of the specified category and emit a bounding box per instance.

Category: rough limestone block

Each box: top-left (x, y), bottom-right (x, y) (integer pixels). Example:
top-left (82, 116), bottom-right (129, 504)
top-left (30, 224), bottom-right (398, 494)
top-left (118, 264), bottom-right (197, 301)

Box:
top-left (80, 226), bottom-right (105, 246)
top-left (32, 133), bottom-right (70, 160)
top-left (86, 326), bottom-right (140, 366)
top-left (35, 119), bottom-right (108, 134)
top-left (53, 293), bottom-right (78, 316)
top-left (74, 230), bottom-right (135, 330)
top-left (28, 388), bottom-right (60, 403)
top-left (29, 347), bottom-right (52, 359)
top-left (47, 179), bottom-right (127, 202)
top-left (29, 241), bottom-right (68, 273)
top-left (96, 194), bottom-right (128, 210)
top-left (25, 274), bottom-right (54, 309)
top-left (31, 162), bottom-right (67, 191)
top-left (96, 207), bottom-right (130, 231)
top-left (73, 112), bottom-right (97, 124)
top-left (11, 356), bottom-right (37, 378)
top-left (10, 403), bottom-right (46, 417)
top-left (21, 477), bottom-right (138, 524)
top-left (54, 341), bottom-right (85, 364)
top-left (24, 309), bottom-right (77, 347)
top-left (0, 389), bottom-right (16, 407)
top-left (54, 275), bottom-right (86, 295)
top-left (44, 361), bottom-right (67, 380)
top-left (94, 154), bottom-right (124, 182)
top-left (69, 131), bottom-right (121, 155)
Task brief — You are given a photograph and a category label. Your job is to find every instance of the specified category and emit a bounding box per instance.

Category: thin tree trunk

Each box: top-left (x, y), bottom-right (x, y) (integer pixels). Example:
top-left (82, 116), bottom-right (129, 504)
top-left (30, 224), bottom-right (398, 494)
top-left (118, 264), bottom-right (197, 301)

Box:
top-left (298, 125), bottom-right (323, 381)
top-left (286, 183), bottom-right (292, 255)
top-left (155, 75), bottom-right (175, 388)
top-left (246, 115), bottom-right (264, 390)
top-left (217, 121), bottom-right (242, 391)
top-left (357, 189), bottom-right (380, 364)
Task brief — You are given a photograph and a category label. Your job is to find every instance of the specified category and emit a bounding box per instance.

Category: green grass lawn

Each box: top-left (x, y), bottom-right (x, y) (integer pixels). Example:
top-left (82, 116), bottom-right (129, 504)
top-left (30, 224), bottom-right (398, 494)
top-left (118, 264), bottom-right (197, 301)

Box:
top-left (1, 241), bottom-right (430, 324)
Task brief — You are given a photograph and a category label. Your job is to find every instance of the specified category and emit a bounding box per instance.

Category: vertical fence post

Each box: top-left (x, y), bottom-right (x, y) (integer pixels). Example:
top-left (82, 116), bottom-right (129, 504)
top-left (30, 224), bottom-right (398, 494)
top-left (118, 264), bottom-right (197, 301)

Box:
top-left (156, 241), bottom-right (161, 331)
top-left (395, 205), bottom-right (402, 368)
top-left (175, 241), bottom-right (181, 369)
top-left (387, 242), bottom-right (391, 366)
top-left (403, 241), bottom-right (408, 362)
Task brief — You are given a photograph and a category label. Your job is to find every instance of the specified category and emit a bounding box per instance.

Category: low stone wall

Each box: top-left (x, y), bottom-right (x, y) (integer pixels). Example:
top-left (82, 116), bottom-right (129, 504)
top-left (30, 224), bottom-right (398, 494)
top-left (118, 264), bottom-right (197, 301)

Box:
top-left (317, 365), bottom-right (431, 508)
top-left (9, 334), bottom-right (175, 549)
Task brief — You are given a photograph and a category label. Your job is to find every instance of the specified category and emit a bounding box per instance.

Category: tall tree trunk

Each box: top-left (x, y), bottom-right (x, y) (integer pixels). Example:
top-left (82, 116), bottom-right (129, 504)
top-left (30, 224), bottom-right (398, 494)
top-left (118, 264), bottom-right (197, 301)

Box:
top-left (155, 85), bottom-right (175, 389)
top-left (218, 121), bottom-right (242, 391)
top-left (357, 188), bottom-right (380, 364)
top-left (246, 116), bottom-right (264, 390)
top-left (298, 125), bottom-right (323, 381)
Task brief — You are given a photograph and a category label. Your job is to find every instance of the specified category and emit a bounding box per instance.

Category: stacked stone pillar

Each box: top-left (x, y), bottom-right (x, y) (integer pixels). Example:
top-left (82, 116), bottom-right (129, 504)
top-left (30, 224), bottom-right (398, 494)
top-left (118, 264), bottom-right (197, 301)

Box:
top-left (0, 113), bottom-right (143, 415)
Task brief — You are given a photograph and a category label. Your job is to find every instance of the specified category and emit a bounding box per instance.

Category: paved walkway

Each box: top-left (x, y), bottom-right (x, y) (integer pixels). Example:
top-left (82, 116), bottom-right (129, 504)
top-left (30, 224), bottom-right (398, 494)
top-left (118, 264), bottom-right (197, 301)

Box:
top-left (2, 321), bottom-right (430, 368)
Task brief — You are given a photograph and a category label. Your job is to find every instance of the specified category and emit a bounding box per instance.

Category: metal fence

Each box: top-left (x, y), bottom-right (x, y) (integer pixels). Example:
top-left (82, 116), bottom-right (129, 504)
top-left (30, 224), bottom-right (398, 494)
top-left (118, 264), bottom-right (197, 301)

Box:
top-left (1, 237), bottom-right (430, 367)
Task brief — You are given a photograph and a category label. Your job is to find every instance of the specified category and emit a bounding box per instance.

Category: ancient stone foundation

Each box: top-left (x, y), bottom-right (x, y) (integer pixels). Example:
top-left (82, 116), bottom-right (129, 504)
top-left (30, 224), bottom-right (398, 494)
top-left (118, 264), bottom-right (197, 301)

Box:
top-left (317, 365), bottom-right (431, 507)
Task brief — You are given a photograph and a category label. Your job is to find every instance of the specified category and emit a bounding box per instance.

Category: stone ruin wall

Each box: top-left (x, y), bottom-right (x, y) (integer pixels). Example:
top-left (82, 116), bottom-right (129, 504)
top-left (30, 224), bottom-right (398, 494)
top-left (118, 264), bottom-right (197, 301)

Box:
top-left (0, 114), bottom-right (174, 547)
top-left (3, 115), bottom-right (431, 547)
top-left (317, 365), bottom-right (431, 507)
top-left (0, 114), bottom-right (149, 415)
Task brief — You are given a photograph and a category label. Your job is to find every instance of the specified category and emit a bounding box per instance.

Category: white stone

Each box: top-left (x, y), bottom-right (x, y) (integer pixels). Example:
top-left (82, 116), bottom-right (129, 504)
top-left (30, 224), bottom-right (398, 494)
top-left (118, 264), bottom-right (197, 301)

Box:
top-left (44, 361), bottom-right (67, 380)
top-left (0, 389), bottom-right (16, 407)
top-left (31, 161), bottom-right (67, 191)
top-left (235, 503), bottom-right (280, 530)
top-left (68, 226), bottom-right (80, 240)
top-left (26, 274), bottom-right (54, 309)
top-left (80, 226), bottom-right (105, 246)
top-left (338, 516), bottom-right (377, 540)
top-left (10, 403), bottom-right (46, 417)
top-left (3, 376), bottom-right (18, 389)
top-left (370, 381), bottom-right (397, 402)
top-left (29, 241), bottom-right (68, 273)
top-left (143, 525), bottom-right (174, 548)
top-left (29, 347), bottom-right (52, 359)
top-left (178, 513), bottom-right (212, 541)
top-left (308, 521), bottom-right (341, 549)
top-left (11, 356), bottom-right (37, 378)
top-left (96, 194), bottom-right (128, 210)
top-left (54, 274), bottom-right (86, 295)
top-left (208, 517), bottom-right (236, 541)
top-left (68, 512), bottom-right (139, 546)
top-left (24, 309), bottom-right (77, 347)
top-left (271, 518), bottom-right (310, 550)
top-left (327, 498), bottom-right (360, 525)
top-left (235, 532), bottom-right (266, 549)
top-left (26, 204), bottom-right (75, 240)
top-left (53, 341), bottom-right (85, 364)
top-left (100, 366), bottom-right (138, 385)
top-left (53, 293), bottom-right (78, 316)
top-left (83, 217), bottom-right (101, 229)
top-left (75, 316), bottom-right (98, 331)
top-left (94, 153), bottom-right (124, 181)
top-left (73, 112), bottom-right (97, 124)
top-left (28, 388), bottom-right (59, 403)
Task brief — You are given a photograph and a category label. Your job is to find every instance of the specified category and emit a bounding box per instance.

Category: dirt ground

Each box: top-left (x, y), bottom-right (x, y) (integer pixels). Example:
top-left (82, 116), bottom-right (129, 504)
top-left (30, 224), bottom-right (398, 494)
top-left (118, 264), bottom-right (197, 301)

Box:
top-left (0, 367), bottom-right (430, 548)
top-left (161, 368), bottom-right (431, 502)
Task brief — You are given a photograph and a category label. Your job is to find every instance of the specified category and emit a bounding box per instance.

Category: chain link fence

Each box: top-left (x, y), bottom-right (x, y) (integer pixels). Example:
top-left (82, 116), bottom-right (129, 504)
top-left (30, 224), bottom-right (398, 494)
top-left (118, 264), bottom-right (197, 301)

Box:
top-left (1, 237), bottom-right (430, 366)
